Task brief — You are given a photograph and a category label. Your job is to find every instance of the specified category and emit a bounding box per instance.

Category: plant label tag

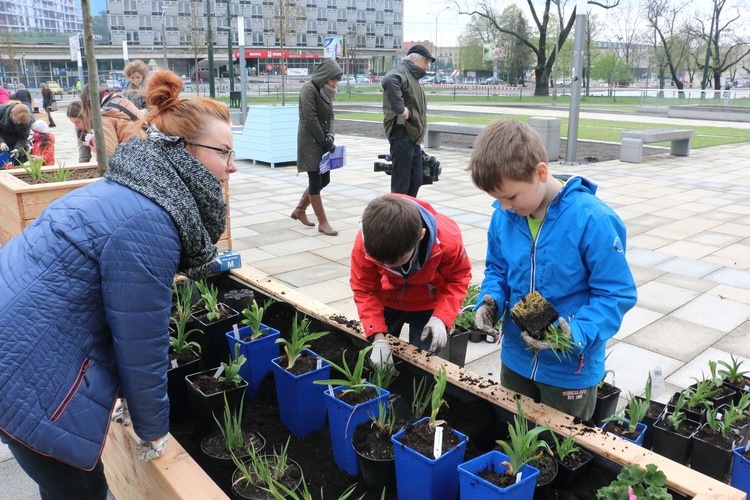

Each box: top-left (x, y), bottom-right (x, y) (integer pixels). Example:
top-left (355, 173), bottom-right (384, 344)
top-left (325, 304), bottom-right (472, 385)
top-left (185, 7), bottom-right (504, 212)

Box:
top-left (328, 384), bottom-right (334, 396)
top-left (650, 366), bottom-right (665, 396)
top-left (515, 471), bottom-right (523, 484)
top-left (213, 365), bottom-right (225, 379)
top-left (316, 358), bottom-right (322, 370)
top-left (745, 440), bottom-right (750, 452)
top-left (170, 359), bottom-right (179, 369)
top-left (232, 324), bottom-right (240, 339)
top-left (717, 412), bottom-right (723, 421)
top-left (433, 426), bottom-right (443, 459)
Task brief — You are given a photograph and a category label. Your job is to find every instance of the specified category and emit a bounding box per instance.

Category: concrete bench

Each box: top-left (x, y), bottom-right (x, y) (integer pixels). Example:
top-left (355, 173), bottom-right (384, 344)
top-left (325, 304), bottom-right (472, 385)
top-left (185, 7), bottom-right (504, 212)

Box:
top-left (620, 129), bottom-right (694, 163)
top-left (424, 122), bottom-right (485, 148)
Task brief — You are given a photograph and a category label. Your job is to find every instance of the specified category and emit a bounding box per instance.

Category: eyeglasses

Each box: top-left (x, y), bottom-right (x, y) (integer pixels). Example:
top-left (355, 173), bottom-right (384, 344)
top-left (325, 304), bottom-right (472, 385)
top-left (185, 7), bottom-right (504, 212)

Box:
top-left (184, 141), bottom-right (236, 166)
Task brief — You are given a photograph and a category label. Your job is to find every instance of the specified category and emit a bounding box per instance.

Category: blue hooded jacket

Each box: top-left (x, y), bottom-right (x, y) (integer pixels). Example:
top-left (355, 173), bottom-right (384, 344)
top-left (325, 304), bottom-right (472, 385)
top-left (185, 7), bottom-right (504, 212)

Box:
top-left (478, 175), bottom-right (637, 389)
top-left (0, 179), bottom-right (178, 470)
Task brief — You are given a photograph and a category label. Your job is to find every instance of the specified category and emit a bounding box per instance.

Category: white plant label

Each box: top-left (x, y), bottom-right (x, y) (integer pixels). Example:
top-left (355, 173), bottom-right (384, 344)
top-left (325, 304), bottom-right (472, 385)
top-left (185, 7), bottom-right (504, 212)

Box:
top-left (745, 440), bottom-right (750, 452)
top-left (515, 471), bottom-right (523, 484)
top-left (433, 426), bottom-right (443, 459)
top-left (328, 384), bottom-right (334, 396)
top-left (316, 358), bottom-right (323, 370)
top-left (170, 359), bottom-right (179, 369)
top-left (213, 365), bottom-right (225, 379)
top-left (232, 324), bottom-right (240, 339)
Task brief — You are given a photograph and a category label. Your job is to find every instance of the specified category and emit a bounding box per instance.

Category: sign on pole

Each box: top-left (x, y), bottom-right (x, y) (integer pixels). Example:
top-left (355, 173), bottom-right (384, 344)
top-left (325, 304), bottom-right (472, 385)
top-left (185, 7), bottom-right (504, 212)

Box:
top-left (69, 35), bottom-right (80, 61)
top-left (323, 37), bottom-right (343, 59)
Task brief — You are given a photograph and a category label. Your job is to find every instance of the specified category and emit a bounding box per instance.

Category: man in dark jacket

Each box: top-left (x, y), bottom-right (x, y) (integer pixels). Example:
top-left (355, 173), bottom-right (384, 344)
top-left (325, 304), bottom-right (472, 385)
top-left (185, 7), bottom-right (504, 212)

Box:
top-left (381, 45), bottom-right (435, 198)
top-left (0, 102), bottom-right (32, 165)
top-left (13, 83), bottom-right (33, 115)
top-left (41, 83), bottom-right (56, 127)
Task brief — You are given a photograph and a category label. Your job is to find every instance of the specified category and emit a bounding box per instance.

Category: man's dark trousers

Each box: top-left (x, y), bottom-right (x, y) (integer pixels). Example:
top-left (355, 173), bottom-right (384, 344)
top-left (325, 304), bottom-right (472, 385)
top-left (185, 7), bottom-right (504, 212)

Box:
top-left (388, 126), bottom-right (423, 197)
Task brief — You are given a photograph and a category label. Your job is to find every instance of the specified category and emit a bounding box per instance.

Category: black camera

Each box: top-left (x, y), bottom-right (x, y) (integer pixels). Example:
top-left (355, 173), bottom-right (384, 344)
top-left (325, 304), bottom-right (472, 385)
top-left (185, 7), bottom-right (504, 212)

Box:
top-left (373, 151), bottom-right (441, 184)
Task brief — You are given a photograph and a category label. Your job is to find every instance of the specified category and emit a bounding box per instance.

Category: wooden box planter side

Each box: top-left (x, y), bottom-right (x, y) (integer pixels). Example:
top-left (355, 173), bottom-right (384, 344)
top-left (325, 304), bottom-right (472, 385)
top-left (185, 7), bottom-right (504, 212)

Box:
top-left (100, 266), bottom-right (748, 500)
top-left (102, 425), bottom-right (228, 500)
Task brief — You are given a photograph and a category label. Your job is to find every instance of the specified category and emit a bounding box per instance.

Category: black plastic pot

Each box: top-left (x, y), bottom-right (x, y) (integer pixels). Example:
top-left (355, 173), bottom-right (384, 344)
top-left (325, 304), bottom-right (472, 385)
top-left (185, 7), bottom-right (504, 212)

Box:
top-left (668, 392), bottom-right (706, 424)
top-left (356, 448), bottom-right (396, 491)
top-left (690, 424), bottom-right (735, 480)
top-left (535, 453), bottom-right (558, 497)
top-left (651, 417), bottom-right (700, 465)
top-left (192, 304), bottom-right (240, 370)
top-left (635, 396), bottom-right (666, 450)
top-left (552, 449), bottom-right (593, 489)
top-left (591, 382), bottom-right (622, 426)
top-left (220, 288), bottom-right (255, 314)
top-left (468, 330), bottom-right (485, 343)
top-left (438, 331), bottom-right (470, 367)
top-left (185, 368), bottom-right (248, 439)
top-left (167, 349), bottom-right (201, 424)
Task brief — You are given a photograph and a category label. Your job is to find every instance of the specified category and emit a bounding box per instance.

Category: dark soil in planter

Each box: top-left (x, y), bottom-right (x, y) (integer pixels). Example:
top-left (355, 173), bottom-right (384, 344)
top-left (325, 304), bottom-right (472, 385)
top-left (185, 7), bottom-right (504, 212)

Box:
top-left (602, 420), bottom-right (641, 442)
top-left (353, 422), bottom-right (396, 461)
top-left (190, 374), bottom-right (244, 396)
top-left (394, 419), bottom-right (463, 457)
top-left (168, 275), bottom-right (620, 499)
top-left (693, 426), bottom-right (738, 450)
top-left (16, 167), bottom-right (100, 184)
top-left (276, 353), bottom-right (319, 376)
top-left (536, 453), bottom-right (558, 488)
top-left (193, 304), bottom-right (237, 325)
top-left (555, 449), bottom-right (590, 470)
top-left (168, 349), bottom-right (199, 367)
top-left (201, 430), bottom-right (265, 460)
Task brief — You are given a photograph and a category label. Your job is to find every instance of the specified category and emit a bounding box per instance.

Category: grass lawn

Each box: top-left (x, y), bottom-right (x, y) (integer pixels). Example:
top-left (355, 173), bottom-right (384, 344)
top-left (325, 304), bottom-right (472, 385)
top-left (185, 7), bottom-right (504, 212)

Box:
top-left (334, 111), bottom-right (750, 149)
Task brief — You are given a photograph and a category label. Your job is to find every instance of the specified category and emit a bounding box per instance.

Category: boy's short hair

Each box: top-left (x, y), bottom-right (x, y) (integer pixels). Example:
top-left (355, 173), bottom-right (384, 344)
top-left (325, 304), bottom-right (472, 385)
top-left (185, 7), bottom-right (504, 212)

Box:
top-left (468, 120), bottom-right (548, 192)
top-left (362, 195), bottom-right (422, 264)
top-left (9, 102), bottom-right (30, 124)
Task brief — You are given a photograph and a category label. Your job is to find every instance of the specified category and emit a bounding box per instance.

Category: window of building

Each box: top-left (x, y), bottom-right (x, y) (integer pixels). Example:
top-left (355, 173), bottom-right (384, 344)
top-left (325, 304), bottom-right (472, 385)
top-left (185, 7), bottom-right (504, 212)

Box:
top-left (327, 0), bottom-right (336, 8)
top-left (126, 31), bottom-right (139, 43)
top-left (366, 0), bottom-right (375, 11)
top-left (375, 36), bottom-right (384, 48)
top-left (337, 9), bottom-right (346, 22)
top-left (251, 5), bottom-right (262, 18)
top-left (356, 11), bottom-right (365, 23)
top-left (375, 11), bottom-right (383, 23)
top-left (252, 32), bottom-right (264, 45)
top-left (347, 0), bottom-right (356, 10)
top-left (297, 33), bottom-right (307, 45)
top-left (317, 8), bottom-right (326, 20)
top-left (327, 21), bottom-right (336, 34)
top-left (393, 12), bottom-right (401, 25)
top-left (307, 20), bottom-right (316, 33)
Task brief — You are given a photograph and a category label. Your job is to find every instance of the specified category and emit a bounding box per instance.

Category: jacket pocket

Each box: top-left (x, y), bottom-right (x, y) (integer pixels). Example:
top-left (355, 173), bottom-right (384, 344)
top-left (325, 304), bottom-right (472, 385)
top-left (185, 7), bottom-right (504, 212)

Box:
top-left (50, 358), bottom-right (92, 422)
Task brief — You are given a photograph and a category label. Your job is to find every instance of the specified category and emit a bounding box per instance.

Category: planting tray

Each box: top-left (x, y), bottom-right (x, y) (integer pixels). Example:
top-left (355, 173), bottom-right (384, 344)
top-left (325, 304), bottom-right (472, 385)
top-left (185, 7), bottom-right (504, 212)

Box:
top-left (101, 266), bottom-right (747, 499)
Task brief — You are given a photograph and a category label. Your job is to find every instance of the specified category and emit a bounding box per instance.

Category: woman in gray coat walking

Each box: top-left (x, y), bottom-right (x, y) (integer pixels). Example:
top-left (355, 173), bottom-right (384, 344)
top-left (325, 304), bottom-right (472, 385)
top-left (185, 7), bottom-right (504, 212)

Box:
top-left (292, 58), bottom-right (342, 236)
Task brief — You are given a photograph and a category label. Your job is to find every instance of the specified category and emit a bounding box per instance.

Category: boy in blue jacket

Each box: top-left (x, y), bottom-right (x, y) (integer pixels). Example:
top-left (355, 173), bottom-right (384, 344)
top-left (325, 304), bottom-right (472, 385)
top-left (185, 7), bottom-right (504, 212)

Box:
top-left (468, 120), bottom-right (637, 420)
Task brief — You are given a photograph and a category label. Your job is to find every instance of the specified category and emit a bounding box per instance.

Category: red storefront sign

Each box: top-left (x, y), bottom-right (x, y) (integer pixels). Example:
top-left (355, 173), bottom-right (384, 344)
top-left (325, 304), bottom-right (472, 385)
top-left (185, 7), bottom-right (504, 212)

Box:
top-left (233, 49), bottom-right (324, 59)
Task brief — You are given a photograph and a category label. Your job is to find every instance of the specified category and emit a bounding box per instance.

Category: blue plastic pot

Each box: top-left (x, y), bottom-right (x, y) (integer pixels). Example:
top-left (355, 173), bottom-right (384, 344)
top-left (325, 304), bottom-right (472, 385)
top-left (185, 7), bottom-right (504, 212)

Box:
top-left (458, 450), bottom-right (540, 499)
top-left (225, 324), bottom-right (280, 398)
top-left (323, 384), bottom-right (389, 476)
top-left (272, 349), bottom-right (330, 437)
top-left (391, 417), bottom-right (468, 500)
top-left (601, 418), bottom-right (647, 446)
top-left (731, 446), bottom-right (750, 493)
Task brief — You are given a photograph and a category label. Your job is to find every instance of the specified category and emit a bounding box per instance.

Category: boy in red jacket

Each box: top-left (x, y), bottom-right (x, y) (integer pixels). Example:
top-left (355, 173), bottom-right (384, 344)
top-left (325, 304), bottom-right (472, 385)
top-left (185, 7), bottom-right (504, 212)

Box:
top-left (350, 194), bottom-right (472, 366)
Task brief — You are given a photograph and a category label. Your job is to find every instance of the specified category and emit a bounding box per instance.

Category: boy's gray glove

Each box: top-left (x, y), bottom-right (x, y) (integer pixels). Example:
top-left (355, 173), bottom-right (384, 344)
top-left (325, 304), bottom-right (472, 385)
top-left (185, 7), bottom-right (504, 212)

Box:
top-left (323, 134), bottom-right (335, 153)
top-left (475, 295), bottom-right (499, 340)
top-left (420, 316), bottom-right (447, 354)
top-left (520, 317), bottom-right (572, 351)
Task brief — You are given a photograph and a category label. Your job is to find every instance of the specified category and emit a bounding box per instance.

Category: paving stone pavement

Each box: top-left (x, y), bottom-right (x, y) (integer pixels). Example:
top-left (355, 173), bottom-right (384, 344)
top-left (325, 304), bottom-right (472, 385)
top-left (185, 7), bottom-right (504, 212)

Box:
top-left (3, 97), bottom-right (750, 498)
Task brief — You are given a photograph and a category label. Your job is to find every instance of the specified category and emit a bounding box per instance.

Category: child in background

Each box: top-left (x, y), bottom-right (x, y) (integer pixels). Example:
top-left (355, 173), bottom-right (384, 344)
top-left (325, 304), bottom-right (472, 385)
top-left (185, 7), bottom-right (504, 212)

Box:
top-left (31, 120), bottom-right (55, 166)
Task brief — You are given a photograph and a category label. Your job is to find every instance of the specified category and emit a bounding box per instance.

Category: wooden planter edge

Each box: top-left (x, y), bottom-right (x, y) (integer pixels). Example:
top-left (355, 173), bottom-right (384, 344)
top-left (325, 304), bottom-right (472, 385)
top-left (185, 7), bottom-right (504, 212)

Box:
top-left (102, 266), bottom-right (747, 500)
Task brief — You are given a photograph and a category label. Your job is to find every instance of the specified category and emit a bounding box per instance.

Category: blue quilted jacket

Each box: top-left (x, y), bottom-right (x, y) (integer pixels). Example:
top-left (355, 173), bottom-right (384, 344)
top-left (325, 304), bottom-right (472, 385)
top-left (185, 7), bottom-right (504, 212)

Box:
top-left (0, 179), bottom-right (179, 470)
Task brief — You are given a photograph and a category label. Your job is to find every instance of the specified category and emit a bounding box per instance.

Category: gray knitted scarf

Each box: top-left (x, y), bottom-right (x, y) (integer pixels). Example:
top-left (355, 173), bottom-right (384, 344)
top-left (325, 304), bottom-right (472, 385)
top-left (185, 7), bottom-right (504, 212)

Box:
top-left (105, 131), bottom-right (226, 280)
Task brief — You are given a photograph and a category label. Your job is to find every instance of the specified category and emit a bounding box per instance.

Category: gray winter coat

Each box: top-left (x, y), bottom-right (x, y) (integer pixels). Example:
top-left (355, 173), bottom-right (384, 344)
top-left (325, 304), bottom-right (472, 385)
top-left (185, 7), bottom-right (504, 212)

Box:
top-left (382, 59), bottom-right (428, 144)
top-left (297, 58), bottom-right (343, 173)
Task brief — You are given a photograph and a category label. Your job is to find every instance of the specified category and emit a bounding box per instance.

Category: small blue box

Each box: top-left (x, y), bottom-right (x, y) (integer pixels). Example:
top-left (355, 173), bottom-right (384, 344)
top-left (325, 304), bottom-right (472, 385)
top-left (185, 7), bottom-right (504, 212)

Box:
top-left (211, 250), bottom-right (242, 273)
top-left (329, 145), bottom-right (346, 170)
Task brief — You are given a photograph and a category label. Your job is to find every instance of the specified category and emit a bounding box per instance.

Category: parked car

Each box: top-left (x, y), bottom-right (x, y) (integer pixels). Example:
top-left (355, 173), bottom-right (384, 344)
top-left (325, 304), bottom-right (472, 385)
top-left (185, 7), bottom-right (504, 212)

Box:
top-left (355, 75), bottom-right (368, 84)
top-left (482, 77), bottom-right (505, 85)
top-left (46, 81), bottom-right (64, 98)
top-left (437, 76), bottom-right (454, 84)
top-left (420, 76), bottom-right (435, 84)
top-left (341, 75), bottom-right (356, 84)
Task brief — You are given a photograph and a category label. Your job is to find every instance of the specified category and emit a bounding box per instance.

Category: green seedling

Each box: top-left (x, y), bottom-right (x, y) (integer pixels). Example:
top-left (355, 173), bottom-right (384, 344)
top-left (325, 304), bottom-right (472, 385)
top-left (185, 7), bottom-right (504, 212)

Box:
top-left (428, 366), bottom-right (449, 430)
top-left (602, 392), bottom-right (648, 434)
top-left (596, 463), bottom-right (670, 500)
top-left (212, 392), bottom-right (245, 453)
top-left (411, 376), bottom-right (433, 420)
top-left (275, 313), bottom-right (328, 369)
top-left (314, 347), bottom-right (372, 396)
top-left (496, 398), bottom-right (551, 477)
top-left (665, 391), bottom-right (689, 432)
top-left (241, 299), bottom-right (272, 340)
top-left (195, 279), bottom-right (221, 322)
top-left (550, 431), bottom-right (581, 463)
top-left (219, 344), bottom-right (246, 386)
top-left (718, 355), bottom-right (749, 384)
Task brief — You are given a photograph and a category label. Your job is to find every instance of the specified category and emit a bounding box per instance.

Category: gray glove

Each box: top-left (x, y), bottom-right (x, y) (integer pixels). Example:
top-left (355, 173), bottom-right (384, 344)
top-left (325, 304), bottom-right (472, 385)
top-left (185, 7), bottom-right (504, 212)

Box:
top-left (475, 295), bottom-right (499, 340)
top-left (323, 134), bottom-right (335, 153)
top-left (0, 142), bottom-right (7, 152)
top-left (420, 316), bottom-right (447, 354)
top-left (521, 317), bottom-right (572, 351)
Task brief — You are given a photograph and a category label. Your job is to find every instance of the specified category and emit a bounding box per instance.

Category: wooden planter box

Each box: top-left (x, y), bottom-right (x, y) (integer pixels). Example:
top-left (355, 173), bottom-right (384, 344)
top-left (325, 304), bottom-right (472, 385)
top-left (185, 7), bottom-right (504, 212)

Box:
top-left (0, 164), bottom-right (231, 250)
top-left (102, 266), bottom-right (747, 500)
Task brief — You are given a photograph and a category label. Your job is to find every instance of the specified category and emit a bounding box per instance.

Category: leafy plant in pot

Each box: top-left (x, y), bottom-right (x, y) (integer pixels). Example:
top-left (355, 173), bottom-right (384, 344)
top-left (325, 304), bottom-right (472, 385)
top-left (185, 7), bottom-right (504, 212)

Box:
top-left (690, 400), bottom-right (746, 480)
top-left (271, 313), bottom-right (331, 437)
top-left (314, 346), bottom-right (390, 476)
top-left (731, 440), bottom-right (750, 494)
top-left (193, 279), bottom-right (240, 369)
top-left (201, 392), bottom-right (265, 462)
top-left (704, 359), bottom-right (737, 408)
top-left (549, 430), bottom-right (593, 489)
top-left (392, 366), bottom-right (468, 500)
top-left (230, 437), bottom-right (303, 500)
top-left (168, 280), bottom-right (203, 422)
top-left (352, 398), bottom-right (401, 492)
top-left (450, 284), bottom-right (484, 346)
top-left (185, 344), bottom-right (249, 438)
top-left (670, 375), bottom-right (716, 424)
top-left (595, 463), bottom-right (671, 500)
top-left (458, 398), bottom-right (551, 498)
top-left (652, 391), bottom-right (700, 465)
top-left (601, 391), bottom-right (649, 446)
top-left (718, 354), bottom-right (750, 404)
top-left (635, 372), bottom-right (666, 450)
top-left (226, 299), bottom-right (281, 398)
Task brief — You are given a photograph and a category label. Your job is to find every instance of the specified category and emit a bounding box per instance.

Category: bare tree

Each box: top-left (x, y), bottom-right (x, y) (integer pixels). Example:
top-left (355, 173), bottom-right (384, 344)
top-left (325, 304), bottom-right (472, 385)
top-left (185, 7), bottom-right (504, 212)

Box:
top-left (0, 30), bottom-right (18, 87)
top-left (583, 12), bottom-right (604, 95)
top-left (272, 0), bottom-right (305, 105)
top-left (610, 0), bottom-right (646, 78)
top-left (177, 1), bottom-right (207, 96)
top-left (645, 0), bottom-right (691, 96)
top-left (453, 0), bottom-right (620, 96)
top-left (692, 0), bottom-right (750, 95)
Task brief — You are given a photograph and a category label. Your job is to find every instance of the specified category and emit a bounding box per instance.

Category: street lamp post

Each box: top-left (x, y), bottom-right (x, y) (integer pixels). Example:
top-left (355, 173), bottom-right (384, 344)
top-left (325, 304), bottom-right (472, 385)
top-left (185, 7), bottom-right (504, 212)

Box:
top-left (206, 0), bottom-right (215, 98)
top-left (20, 53), bottom-right (26, 85)
top-left (564, 0), bottom-right (587, 163)
top-left (162, 7), bottom-right (168, 71)
top-left (431, 6), bottom-right (450, 88)
top-left (227, 0), bottom-right (234, 93)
